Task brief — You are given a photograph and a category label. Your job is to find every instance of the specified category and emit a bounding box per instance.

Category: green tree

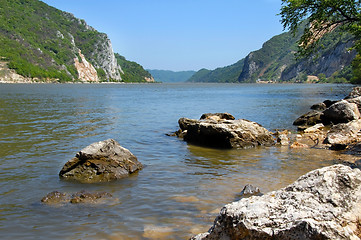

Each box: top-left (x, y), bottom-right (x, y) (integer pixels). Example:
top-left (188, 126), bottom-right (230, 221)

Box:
top-left (280, 0), bottom-right (361, 55)
top-left (280, 0), bottom-right (361, 83)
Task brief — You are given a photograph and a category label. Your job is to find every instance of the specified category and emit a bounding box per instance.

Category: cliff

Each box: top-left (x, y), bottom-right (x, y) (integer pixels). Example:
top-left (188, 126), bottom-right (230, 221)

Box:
top-left (0, 0), bottom-right (152, 83)
top-left (189, 25), bottom-right (355, 83)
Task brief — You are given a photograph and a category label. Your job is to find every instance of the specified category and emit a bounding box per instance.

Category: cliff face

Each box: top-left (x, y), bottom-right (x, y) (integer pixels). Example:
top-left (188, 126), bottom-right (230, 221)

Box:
top-left (281, 40), bottom-right (356, 81)
top-left (190, 25), bottom-right (355, 83)
top-left (0, 0), bottom-right (151, 83)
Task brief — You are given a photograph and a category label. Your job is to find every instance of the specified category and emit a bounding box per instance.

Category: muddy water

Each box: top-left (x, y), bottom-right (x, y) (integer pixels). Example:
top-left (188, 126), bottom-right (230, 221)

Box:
top-left (0, 83), bottom-right (353, 239)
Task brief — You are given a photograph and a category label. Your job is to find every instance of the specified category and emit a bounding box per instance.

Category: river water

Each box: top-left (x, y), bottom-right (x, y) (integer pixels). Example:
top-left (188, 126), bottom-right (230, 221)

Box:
top-left (0, 83), bottom-right (354, 239)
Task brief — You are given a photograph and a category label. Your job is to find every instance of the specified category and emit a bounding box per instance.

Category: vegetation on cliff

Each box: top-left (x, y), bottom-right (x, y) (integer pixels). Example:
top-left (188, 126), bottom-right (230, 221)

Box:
top-left (0, 0), bottom-right (151, 82)
top-left (115, 54), bottom-right (153, 83)
top-left (189, 24), bottom-right (354, 83)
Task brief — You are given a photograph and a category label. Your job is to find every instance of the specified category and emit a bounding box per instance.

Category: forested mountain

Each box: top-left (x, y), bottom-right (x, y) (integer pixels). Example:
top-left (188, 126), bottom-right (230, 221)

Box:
top-left (147, 69), bottom-right (196, 83)
top-left (189, 26), bottom-right (355, 83)
top-left (0, 0), bottom-right (152, 83)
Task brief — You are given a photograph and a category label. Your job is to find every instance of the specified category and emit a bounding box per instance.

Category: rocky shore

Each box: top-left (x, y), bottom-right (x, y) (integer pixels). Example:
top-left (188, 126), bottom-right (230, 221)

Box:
top-left (190, 87), bottom-right (361, 239)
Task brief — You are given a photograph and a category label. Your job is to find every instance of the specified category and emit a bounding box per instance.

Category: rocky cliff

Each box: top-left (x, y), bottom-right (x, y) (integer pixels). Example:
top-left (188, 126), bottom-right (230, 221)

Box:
top-left (189, 25), bottom-right (355, 83)
top-left (0, 0), bottom-right (151, 83)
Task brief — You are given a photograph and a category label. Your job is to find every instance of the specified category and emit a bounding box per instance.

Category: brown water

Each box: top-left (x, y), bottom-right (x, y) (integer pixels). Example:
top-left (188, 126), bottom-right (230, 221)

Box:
top-left (0, 83), bottom-right (353, 239)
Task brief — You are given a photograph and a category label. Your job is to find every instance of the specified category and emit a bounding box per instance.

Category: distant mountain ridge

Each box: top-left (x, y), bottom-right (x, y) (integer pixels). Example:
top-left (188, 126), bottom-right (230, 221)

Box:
top-left (0, 0), bottom-right (152, 83)
top-left (189, 26), bottom-right (355, 83)
top-left (147, 69), bottom-right (196, 83)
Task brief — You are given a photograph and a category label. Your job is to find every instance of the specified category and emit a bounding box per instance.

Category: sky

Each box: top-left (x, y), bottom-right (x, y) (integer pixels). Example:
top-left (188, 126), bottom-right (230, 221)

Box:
top-left (42, 0), bottom-right (285, 71)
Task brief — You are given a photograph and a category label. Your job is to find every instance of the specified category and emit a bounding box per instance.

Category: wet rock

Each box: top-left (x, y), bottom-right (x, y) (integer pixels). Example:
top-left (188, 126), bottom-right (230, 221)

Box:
top-left (178, 113), bottom-right (274, 149)
top-left (41, 191), bottom-right (114, 205)
top-left (293, 110), bottom-right (323, 126)
top-left (191, 165), bottom-right (361, 240)
top-left (321, 100), bottom-right (360, 124)
top-left (69, 191), bottom-right (113, 204)
top-left (59, 139), bottom-right (142, 183)
top-left (41, 191), bottom-right (69, 205)
top-left (324, 119), bottom-right (361, 150)
top-left (310, 102), bottom-right (327, 111)
top-left (238, 184), bottom-right (262, 198)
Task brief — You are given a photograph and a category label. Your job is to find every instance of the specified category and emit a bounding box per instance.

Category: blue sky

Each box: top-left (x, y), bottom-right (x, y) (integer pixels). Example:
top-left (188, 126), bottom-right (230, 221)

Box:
top-left (42, 0), bottom-right (285, 71)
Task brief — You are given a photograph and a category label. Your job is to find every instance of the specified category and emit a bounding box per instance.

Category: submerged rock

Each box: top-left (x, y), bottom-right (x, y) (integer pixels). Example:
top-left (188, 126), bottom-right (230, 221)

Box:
top-left (178, 113), bottom-right (274, 149)
top-left (191, 164), bottom-right (361, 240)
top-left (41, 190), bottom-right (114, 205)
top-left (237, 184), bottom-right (262, 199)
top-left (59, 139), bottom-right (142, 183)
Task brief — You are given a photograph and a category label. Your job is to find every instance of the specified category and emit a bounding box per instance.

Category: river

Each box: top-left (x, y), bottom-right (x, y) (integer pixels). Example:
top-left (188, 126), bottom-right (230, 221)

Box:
top-left (0, 83), bottom-right (354, 239)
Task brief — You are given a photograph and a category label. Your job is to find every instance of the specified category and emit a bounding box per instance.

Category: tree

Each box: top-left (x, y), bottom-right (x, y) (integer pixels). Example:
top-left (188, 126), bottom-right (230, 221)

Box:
top-left (280, 0), bottom-right (361, 82)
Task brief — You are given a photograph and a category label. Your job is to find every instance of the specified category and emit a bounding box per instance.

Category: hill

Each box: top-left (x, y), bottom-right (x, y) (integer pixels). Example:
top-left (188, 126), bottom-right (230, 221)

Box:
top-left (0, 0), bottom-right (152, 83)
top-left (189, 25), bottom-right (355, 83)
top-left (147, 70), bottom-right (196, 83)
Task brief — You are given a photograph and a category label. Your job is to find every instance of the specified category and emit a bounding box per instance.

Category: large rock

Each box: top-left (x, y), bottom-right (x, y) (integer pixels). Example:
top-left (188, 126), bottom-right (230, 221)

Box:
top-left (178, 113), bottom-right (274, 149)
top-left (293, 110), bottom-right (323, 126)
top-left (324, 119), bottom-right (361, 149)
top-left (321, 100), bottom-right (360, 124)
top-left (191, 165), bottom-right (361, 240)
top-left (59, 139), bottom-right (142, 183)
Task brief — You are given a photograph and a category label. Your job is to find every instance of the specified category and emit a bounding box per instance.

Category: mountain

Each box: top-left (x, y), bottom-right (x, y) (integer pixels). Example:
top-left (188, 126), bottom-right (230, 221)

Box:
top-left (188, 59), bottom-right (245, 83)
top-left (0, 0), bottom-right (152, 83)
top-left (147, 69), bottom-right (196, 83)
top-left (189, 25), bottom-right (355, 83)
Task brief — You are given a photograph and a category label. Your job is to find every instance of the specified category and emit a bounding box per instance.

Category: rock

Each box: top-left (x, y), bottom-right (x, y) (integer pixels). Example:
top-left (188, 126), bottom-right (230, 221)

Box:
top-left (346, 96), bottom-right (361, 111)
top-left (290, 141), bottom-right (309, 149)
top-left (41, 191), bottom-right (114, 205)
top-left (323, 100), bottom-right (338, 108)
top-left (321, 100), bottom-right (360, 124)
top-left (200, 113), bottom-right (235, 121)
top-left (304, 123), bottom-right (325, 133)
top-left (293, 110), bottom-right (323, 126)
top-left (345, 87), bottom-right (361, 99)
top-left (191, 165), bottom-right (361, 240)
top-left (275, 130), bottom-right (289, 146)
top-left (324, 119), bottom-right (361, 150)
top-left (178, 114), bottom-right (274, 149)
top-left (237, 184), bottom-right (262, 198)
top-left (59, 139), bottom-right (142, 183)
top-left (310, 102), bottom-right (327, 111)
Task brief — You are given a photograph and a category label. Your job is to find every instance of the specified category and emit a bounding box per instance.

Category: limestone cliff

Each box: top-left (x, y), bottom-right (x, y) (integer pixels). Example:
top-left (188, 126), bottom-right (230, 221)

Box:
top-left (74, 50), bottom-right (98, 82)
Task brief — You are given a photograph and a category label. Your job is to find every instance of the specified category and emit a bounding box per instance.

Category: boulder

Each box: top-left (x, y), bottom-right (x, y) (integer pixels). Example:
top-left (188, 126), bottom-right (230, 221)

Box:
top-left (324, 119), bottom-right (361, 150)
top-left (41, 191), bottom-right (114, 205)
top-left (191, 165), bottom-right (361, 240)
top-left (178, 114), bottom-right (274, 149)
top-left (293, 110), bottom-right (323, 126)
top-left (321, 100), bottom-right (360, 124)
top-left (200, 112), bottom-right (235, 121)
top-left (59, 139), bottom-right (142, 183)
top-left (346, 96), bottom-right (361, 111)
